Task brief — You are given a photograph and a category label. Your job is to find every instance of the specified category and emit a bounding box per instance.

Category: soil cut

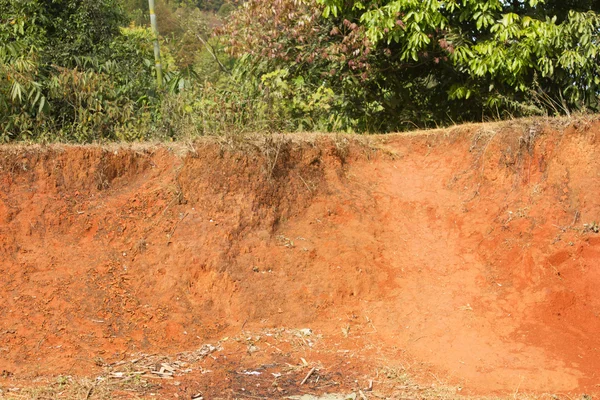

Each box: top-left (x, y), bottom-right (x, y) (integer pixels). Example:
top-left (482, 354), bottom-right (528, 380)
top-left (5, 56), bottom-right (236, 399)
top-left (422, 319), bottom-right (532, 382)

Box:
top-left (1, 118), bottom-right (600, 399)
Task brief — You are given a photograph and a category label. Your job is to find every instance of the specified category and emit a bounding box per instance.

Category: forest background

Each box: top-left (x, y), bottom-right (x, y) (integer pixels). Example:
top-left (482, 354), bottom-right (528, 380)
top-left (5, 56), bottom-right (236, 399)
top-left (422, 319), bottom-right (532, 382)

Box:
top-left (1, 0), bottom-right (599, 142)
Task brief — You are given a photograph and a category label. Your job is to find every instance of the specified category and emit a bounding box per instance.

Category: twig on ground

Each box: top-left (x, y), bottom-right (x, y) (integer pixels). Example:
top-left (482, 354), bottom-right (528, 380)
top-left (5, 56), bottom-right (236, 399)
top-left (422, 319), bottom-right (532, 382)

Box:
top-left (298, 174), bottom-right (313, 193)
top-left (166, 212), bottom-right (189, 245)
top-left (300, 367), bottom-right (316, 385)
top-left (85, 383), bottom-right (97, 400)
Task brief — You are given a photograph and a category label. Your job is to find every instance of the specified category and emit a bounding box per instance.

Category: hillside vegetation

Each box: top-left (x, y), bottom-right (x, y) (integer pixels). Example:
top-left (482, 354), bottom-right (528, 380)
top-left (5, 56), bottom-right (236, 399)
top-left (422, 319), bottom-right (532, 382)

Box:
top-left (1, 0), bottom-right (599, 142)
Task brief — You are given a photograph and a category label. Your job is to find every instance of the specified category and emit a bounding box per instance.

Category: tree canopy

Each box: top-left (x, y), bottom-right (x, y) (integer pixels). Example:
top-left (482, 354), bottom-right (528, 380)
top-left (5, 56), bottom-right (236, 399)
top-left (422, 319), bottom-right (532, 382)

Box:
top-left (221, 0), bottom-right (600, 131)
top-left (1, 0), bottom-right (599, 141)
top-left (1, 0), bottom-right (159, 141)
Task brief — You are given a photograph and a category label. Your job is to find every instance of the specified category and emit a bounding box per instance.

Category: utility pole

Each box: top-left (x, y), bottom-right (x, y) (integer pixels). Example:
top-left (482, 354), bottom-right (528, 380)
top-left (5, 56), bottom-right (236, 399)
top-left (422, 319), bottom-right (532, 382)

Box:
top-left (148, 0), bottom-right (163, 88)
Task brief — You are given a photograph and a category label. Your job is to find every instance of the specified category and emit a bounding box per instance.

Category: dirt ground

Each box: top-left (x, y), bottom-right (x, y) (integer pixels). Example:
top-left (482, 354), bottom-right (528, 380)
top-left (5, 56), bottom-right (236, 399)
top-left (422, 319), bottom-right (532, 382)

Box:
top-left (1, 117), bottom-right (600, 399)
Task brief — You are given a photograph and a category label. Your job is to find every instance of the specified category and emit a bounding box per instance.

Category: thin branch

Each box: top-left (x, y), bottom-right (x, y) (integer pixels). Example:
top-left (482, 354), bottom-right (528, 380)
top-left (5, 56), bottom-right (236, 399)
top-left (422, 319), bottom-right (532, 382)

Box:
top-left (195, 34), bottom-right (231, 75)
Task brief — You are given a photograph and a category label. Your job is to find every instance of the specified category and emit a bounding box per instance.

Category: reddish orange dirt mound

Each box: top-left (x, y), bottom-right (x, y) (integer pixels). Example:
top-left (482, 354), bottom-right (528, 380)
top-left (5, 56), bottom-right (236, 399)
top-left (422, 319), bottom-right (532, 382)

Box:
top-left (1, 120), bottom-right (600, 398)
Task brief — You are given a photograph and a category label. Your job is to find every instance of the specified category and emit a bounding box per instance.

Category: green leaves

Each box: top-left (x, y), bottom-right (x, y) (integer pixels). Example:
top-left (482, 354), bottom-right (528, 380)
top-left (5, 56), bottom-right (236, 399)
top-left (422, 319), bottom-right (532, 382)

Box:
top-left (216, 0), bottom-right (600, 133)
top-left (315, 0), bottom-right (600, 118)
top-left (0, 0), bottom-right (160, 142)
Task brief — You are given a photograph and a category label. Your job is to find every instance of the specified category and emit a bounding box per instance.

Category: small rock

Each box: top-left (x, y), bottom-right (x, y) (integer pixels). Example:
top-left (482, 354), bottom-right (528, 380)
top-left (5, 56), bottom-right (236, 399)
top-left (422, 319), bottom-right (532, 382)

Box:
top-left (298, 328), bottom-right (312, 337)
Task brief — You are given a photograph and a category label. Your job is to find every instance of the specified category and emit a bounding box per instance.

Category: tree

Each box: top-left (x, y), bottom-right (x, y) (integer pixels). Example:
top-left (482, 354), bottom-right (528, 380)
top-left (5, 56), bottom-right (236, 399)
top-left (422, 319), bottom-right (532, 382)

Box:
top-left (0, 0), bottom-right (157, 141)
top-left (222, 0), bottom-right (600, 131)
top-left (318, 0), bottom-right (600, 118)
top-left (221, 0), bottom-right (390, 131)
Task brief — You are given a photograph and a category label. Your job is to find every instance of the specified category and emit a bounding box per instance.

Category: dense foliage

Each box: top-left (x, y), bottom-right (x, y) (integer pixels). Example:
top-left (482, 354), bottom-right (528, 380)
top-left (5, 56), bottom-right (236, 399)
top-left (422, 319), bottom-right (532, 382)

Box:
top-left (1, 0), bottom-right (599, 141)
top-left (221, 0), bottom-right (600, 131)
top-left (322, 0), bottom-right (599, 118)
top-left (0, 0), bottom-right (162, 141)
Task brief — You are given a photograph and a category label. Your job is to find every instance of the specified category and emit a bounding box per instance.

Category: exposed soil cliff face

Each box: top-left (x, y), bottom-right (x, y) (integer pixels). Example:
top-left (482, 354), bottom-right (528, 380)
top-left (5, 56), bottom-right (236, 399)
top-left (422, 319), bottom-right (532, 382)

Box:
top-left (1, 120), bottom-right (600, 397)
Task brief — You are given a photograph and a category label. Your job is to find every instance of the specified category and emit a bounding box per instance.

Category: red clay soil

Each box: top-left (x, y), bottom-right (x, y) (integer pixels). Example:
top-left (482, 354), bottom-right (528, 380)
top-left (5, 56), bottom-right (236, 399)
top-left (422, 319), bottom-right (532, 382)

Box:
top-left (1, 119), bottom-right (600, 398)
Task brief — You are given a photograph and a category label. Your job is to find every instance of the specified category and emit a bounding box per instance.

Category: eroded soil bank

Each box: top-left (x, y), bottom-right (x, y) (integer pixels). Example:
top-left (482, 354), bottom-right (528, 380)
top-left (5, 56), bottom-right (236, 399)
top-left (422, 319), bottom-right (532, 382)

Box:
top-left (1, 119), bottom-right (600, 398)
